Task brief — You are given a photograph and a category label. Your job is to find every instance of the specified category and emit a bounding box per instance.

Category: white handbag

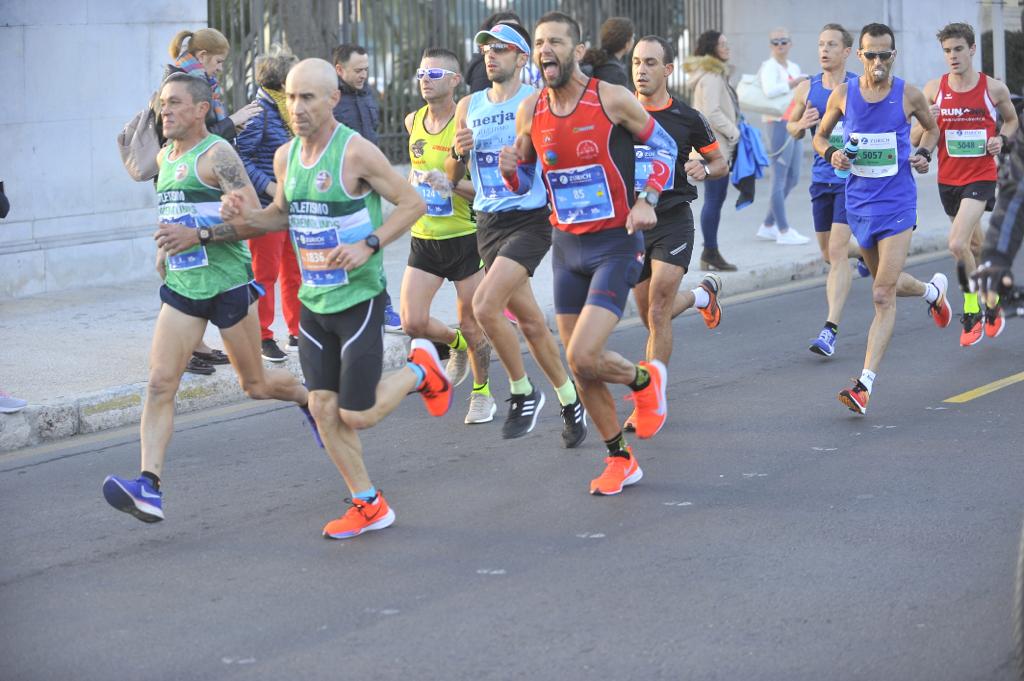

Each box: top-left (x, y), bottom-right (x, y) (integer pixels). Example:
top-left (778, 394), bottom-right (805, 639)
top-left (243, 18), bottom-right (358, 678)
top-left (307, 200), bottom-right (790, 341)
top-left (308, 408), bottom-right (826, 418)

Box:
top-left (736, 68), bottom-right (793, 117)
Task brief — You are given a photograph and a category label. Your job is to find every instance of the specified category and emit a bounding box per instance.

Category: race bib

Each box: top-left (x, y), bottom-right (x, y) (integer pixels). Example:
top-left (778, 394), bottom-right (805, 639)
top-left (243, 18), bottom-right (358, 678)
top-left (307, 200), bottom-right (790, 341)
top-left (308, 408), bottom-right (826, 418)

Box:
top-left (412, 170), bottom-right (454, 217)
top-left (474, 150), bottom-right (514, 199)
top-left (828, 120), bottom-right (845, 149)
top-left (944, 129), bottom-right (987, 157)
top-left (546, 164), bottom-right (615, 224)
top-left (160, 213), bottom-right (209, 271)
top-left (291, 216), bottom-right (374, 288)
top-left (851, 132), bottom-right (898, 178)
top-left (633, 145), bottom-right (676, 192)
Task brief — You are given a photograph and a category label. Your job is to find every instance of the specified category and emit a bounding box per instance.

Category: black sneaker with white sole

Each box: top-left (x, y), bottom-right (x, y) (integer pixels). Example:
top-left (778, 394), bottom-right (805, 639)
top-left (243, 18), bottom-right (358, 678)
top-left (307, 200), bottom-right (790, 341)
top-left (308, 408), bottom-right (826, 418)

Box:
top-left (261, 339), bottom-right (287, 362)
top-left (560, 395), bottom-right (587, 448)
top-left (502, 388), bottom-right (545, 439)
top-left (287, 334), bottom-right (299, 352)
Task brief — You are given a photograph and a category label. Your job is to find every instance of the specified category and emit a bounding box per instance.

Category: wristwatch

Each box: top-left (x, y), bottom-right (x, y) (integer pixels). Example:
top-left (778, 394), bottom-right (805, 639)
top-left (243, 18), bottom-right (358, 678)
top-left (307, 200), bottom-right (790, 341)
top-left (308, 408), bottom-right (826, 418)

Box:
top-left (197, 226), bottom-right (213, 246)
top-left (364, 234), bottom-right (381, 254)
top-left (638, 189), bottom-right (660, 208)
top-left (700, 161), bottom-right (711, 179)
top-left (450, 146), bottom-right (467, 163)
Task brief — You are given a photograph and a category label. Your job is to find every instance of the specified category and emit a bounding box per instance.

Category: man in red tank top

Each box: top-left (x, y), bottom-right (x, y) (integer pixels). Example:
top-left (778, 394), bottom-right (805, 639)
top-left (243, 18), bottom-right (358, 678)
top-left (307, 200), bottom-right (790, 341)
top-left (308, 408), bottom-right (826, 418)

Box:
top-left (498, 11), bottom-right (678, 496)
top-left (915, 22), bottom-right (1018, 345)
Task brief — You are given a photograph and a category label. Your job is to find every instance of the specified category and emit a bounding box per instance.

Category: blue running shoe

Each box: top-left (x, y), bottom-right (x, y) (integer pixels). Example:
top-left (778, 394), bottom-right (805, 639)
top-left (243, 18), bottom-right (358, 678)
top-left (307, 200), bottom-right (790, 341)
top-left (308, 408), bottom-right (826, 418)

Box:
top-left (855, 257), bottom-right (870, 278)
top-left (298, 402), bottom-right (324, 448)
top-left (102, 475), bottom-right (164, 522)
top-left (809, 326), bottom-right (836, 357)
top-left (383, 303), bottom-right (402, 334)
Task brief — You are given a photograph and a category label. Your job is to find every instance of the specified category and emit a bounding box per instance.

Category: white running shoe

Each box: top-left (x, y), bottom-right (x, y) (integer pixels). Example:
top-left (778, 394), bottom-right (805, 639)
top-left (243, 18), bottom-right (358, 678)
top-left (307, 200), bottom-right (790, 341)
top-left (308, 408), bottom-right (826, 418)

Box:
top-left (776, 228), bottom-right (811, 245)
top-left (464, 392), bottom-right (497, 424)
top-left (756, 223), bottom-right (780, 241)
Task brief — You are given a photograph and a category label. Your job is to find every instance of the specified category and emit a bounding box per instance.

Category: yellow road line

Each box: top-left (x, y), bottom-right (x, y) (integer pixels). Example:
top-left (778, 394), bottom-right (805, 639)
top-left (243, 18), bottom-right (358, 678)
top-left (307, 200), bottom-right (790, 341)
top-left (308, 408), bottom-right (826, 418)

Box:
top-left (944, 371), bottom-right (1024, 404)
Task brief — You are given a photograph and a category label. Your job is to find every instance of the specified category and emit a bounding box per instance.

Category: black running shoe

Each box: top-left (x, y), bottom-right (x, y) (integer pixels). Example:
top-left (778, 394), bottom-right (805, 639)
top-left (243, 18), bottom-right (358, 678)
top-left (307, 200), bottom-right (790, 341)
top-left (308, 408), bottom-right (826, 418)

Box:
top-left (502, 388), bottom-right (545, 439)
top-left (261, 339), bottom-right (287, 362)
top-left (560, 395), bottom-right (587, 449)
top-left (287, 335), bottom-right (299, 352)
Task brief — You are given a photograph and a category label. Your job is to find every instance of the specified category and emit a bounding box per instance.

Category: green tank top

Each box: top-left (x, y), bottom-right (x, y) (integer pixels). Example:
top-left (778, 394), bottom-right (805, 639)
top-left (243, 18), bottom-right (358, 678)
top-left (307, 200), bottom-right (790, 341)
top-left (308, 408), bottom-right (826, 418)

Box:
top-left (157, 134), bottom-right (253, 300)
top-left (284, 124), bottom-right (385, 315)
top-left (408, 105), bottom-right (475, 240)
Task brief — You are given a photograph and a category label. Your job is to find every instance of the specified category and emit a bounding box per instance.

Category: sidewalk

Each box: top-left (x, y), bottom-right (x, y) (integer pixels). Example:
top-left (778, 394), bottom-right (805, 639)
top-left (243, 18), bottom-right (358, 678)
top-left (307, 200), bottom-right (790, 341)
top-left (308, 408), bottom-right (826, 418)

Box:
top-left (0, 159), bottom-right (956, 452)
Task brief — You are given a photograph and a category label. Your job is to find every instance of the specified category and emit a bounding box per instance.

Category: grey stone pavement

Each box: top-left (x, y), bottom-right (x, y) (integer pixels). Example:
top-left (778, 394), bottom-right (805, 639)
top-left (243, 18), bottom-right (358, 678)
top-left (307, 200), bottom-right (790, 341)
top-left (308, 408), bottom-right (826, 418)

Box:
top-left (0, 157), bottom-right (957, 452)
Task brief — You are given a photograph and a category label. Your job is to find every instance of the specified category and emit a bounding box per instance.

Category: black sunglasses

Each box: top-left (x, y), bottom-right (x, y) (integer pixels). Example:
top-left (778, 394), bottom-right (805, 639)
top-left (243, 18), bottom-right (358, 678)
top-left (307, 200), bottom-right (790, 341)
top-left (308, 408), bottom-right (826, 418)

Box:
top-left (862, 50), bottom-right (894, 62)
top-left (770, 38), bottom-right (790, 46)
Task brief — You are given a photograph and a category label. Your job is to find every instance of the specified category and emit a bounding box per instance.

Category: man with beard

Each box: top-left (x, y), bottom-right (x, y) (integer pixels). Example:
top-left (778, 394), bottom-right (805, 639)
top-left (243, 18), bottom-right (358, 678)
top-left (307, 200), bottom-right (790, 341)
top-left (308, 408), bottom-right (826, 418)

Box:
top-left (499, 12), bottom-right (678, 495)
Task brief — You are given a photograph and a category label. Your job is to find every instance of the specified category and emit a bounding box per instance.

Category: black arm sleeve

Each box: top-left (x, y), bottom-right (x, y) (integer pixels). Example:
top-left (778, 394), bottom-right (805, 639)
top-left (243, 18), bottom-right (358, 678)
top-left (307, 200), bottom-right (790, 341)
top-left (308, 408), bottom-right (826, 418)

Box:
top-left (982, 121), bottom-right (1024, 268)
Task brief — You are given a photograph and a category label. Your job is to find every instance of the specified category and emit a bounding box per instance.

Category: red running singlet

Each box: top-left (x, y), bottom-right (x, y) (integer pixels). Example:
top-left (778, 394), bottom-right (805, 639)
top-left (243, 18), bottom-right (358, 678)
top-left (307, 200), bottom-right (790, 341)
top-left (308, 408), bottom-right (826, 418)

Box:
top-left (935, 72), bottom-right (998, 186)
top-left (532, 78), bottom-right (636, 234)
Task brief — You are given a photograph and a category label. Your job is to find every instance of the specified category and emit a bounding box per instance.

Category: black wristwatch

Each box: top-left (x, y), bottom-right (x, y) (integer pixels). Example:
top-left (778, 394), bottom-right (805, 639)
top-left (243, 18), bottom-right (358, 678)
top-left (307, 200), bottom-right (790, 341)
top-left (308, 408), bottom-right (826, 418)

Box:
top-left (364, 234), bottom-right (381, 254)
top-left (197, 226), bottom-right (213, 246)
top-left (999, 134), bottom-right (1009, 149)
top-left (450, 146), bottom-right (467, 163)
top-left (914, 146), bottom-right (932, 163)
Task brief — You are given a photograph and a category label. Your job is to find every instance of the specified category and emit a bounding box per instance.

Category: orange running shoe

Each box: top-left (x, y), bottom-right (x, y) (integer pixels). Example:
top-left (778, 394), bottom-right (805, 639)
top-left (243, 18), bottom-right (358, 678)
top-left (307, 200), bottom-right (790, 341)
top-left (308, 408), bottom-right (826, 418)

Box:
top-left (322, 493), bottom-right (395, 539)
top-left (409, 338), bottom-right (452, 417)
top-left (623, 407), bottom-right (638, 433)
top-left (959, 313), bottom-right (983, 347)
top-left (625, 359), bottom-right (667, 439)
top-left (698, 273), bottom-right (723, 329)
top-left (984, 308), bottom-right (1005, 338)
top-left (927, 273), bottom-right (952, 328)
top-left (590, 448), bottom-right (643, 495)
top-left (838, 380), bottom-right (869, 415)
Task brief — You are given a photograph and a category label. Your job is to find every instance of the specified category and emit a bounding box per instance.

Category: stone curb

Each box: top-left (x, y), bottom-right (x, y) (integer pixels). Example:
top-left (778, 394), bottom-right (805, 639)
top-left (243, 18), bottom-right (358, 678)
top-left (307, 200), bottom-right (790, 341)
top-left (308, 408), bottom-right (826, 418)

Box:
top-left (0, 231), bottom-right (948, 454)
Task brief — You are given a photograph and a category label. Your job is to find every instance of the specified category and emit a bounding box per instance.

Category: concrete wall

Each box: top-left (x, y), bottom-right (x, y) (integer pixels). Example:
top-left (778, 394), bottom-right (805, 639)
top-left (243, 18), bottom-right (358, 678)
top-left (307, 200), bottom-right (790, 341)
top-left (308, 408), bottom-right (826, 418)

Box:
top-left (0, 0), bottom-right (206, 298)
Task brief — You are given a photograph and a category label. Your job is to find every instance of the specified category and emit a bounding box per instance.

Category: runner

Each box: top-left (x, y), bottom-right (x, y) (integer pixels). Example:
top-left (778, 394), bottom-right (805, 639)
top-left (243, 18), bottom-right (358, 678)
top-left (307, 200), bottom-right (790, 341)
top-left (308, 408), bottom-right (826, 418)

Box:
top-left (914, 22), bottom-right (1018, 345)
top-left (445, 22), bottom-right (587, 445)
top-left (624, 34), bottom-right (727, 430)
top-left (217, 58), bottom-right (451, 539)
top-left (499, 12), bottom-right (677, 494)
top-left (813, 22), bottom-right (952, 415)
top-left (787, 23), bottom-right (861, 357)
top-left (404, 47), bottom-right (494, 425)
top-left (102, 73), bottom-right (312, 523)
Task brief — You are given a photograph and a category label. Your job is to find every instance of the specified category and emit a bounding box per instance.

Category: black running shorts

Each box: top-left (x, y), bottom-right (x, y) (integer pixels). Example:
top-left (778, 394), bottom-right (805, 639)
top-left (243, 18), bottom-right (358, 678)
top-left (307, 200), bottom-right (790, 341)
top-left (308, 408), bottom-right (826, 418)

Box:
top-left (408, 234), bottom-right (483, 282)
top-left (939, 181), bottom-right (997, 217)
top-left (639, 203), bottom-right (695, 283)
top-left (298, 292), bottom-right (385, 411)
top-left (475, 207), bottom-right (553, 276)
top-left (159, 282), bottom-right (260, 329)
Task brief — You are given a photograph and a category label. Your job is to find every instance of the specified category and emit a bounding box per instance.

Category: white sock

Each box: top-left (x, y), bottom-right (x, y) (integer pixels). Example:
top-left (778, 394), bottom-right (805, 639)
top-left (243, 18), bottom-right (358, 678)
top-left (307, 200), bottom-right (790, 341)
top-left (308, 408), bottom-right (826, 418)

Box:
top-left (692, 287), bottom-right (711, 309)
top-left (922, 283), bottom-right (939, 304)
top-left (859, 369), bottom-right (876, 393)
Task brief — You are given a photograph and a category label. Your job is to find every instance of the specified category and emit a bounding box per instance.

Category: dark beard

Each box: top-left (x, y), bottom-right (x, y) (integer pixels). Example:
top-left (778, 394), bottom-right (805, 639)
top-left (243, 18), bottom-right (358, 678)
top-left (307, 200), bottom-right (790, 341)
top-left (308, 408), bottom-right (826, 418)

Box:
top-left (545, 57), bottom-right (574, 89)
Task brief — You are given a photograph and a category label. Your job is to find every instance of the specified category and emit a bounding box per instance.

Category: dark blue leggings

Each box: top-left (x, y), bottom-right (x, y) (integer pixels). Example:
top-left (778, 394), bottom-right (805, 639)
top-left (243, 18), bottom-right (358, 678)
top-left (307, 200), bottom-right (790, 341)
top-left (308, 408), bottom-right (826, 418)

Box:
top-left (699, 175), bottom-right (730, 249)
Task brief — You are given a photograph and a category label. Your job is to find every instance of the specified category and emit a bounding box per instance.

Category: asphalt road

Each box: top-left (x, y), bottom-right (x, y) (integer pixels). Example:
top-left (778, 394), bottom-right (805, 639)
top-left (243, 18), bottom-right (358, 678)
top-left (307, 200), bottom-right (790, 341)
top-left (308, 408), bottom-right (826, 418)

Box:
top-left (2, 257), bottom-right (1023, 681)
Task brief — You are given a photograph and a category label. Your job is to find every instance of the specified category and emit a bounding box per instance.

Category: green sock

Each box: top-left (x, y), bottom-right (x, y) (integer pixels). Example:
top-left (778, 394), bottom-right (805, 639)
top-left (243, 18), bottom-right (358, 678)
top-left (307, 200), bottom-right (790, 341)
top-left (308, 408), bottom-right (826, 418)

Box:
top-left (472, 380), bottom-right (490, 396)
top-left (509, 375), bottom-right (532, 396)
top-left (963, 291), bottom-right (980, 314)
top-left (449, 329), bottom-right (468, 352)
top-left (627, 365), bottom-right (650, 392)
top-left (604, 431), bottom-right (629, 456)
top-left (554, 379), bottom-right (577, 406)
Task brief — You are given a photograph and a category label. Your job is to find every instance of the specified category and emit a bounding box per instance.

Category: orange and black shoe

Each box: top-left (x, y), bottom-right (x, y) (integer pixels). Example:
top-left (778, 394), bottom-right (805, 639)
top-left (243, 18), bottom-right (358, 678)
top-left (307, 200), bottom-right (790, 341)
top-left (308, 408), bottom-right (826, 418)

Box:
top-left (623, 407), bottom-right (638, 433)
top-left (959, 312), bottom-right (983, 347)
top-left (625, 360), bottom-right (667, 439)
top-left (927, 273), bottom-right (952, 329)
top-left (984, 306), bottom-right (1005, 339)
top-left (322, 493), bottom-right (395, 540)
top-left (838, 380), bottom-right (870, 415)
top-left (409, 338), bottom-right (452, 417)
top-left (590, 447), bottom-right (643, 495)
top-left (698, 273), bottom-right (723, 329)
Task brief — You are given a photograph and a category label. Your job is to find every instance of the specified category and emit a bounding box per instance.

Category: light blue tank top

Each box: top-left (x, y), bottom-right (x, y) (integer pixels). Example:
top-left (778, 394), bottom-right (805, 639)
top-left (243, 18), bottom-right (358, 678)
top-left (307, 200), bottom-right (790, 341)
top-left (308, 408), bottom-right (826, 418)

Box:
top-left (808, 71), bottom-right (856, 185)
top-left (465, 85), bottom-right (547, 212)
top-left (843, 76), bottom-right (916, 216)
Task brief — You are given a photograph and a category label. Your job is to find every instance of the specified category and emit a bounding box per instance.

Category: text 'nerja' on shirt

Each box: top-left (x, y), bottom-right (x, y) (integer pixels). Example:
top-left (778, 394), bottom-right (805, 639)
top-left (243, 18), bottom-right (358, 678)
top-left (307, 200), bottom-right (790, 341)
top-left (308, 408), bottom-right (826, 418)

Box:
top-left (284, 123), bottom-right (385, 315)
top-left (408, 106), bottom-right (476, 240)
top-left (157, 134), bottom-right (253, 301)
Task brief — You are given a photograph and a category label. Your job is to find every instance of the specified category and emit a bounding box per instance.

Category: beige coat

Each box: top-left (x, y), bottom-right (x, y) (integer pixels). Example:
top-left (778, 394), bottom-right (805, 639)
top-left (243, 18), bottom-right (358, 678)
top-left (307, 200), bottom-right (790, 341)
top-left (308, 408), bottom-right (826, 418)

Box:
top-left (684, 55), bottom-right (740, 161)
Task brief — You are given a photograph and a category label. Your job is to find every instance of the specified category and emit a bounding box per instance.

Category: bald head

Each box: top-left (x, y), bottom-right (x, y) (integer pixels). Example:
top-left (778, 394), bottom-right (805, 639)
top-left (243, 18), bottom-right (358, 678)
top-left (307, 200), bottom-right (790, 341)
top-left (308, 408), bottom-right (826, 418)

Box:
top-left (286, 58), bottom-right (341, 138)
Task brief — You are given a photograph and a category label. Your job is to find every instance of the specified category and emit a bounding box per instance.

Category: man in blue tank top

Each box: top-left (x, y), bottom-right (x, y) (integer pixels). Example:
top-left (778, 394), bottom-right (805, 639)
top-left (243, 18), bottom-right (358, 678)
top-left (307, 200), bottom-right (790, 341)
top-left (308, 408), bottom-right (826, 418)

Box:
top-left (813, 23), bottom-right (951, 415)
top-left (445, 22), bottom-right (587, 447)
top-left (787, 23), bottom-right (861, 357)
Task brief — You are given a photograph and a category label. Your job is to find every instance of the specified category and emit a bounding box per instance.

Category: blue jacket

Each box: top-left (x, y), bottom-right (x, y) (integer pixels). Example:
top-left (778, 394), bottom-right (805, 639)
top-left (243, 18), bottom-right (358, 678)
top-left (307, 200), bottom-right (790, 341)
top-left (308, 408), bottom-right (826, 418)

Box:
top-left (730, 119), bottom-right (769, 209)
top-left (332, 79), bottom-right (380, 145)
top-left (235, 88), bottom-right (292, 207)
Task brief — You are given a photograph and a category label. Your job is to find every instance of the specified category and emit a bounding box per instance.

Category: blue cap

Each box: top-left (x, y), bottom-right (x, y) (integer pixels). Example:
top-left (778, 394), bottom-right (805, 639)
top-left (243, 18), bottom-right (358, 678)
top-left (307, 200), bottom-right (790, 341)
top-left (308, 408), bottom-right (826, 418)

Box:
top-left (474, 24), bottom-right (530, 55)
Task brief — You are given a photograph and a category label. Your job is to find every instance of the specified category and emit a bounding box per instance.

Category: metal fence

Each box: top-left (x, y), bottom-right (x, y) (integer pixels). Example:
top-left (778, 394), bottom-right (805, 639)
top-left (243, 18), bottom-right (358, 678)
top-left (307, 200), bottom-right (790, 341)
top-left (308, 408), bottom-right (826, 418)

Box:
top-left (213, 0), bottom-right (723, 162)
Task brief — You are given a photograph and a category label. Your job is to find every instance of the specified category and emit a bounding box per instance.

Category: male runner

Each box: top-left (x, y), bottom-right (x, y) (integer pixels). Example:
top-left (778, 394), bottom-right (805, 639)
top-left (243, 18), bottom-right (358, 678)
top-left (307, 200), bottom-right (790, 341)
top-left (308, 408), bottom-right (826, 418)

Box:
top-left (499, 12), bottom-right (677, 494)
top-left (404, 48), bottom-right (494, 425)
top-left (625, 34), bottom-right (728, 430)
top-left (787, 23), bottom-right (861, 357)
top-left (102, 73), bottom-right (312, 523)
top-left (914, 22), bottom-right (1018, 345)
top-left (216, 59), bottom-right (451, 539)
top-left (814, 23), bottom-right (952, 415)
top-left (445, 22), bottom-right (587, 445)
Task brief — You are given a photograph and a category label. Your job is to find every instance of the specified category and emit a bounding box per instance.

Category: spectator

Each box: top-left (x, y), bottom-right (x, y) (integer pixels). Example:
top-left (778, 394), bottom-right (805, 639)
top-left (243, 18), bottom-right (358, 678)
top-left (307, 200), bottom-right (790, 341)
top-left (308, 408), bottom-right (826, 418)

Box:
top-left (755, 27), bottom-right (810, 245)
top-left (581, 16), bottom-right (635, 88)
top-left (235, 45), bottom-right (301, 361)
top-left (685, 30), bottom-right (740, 271)
top-left (331, 42), bottom-right (402, 331)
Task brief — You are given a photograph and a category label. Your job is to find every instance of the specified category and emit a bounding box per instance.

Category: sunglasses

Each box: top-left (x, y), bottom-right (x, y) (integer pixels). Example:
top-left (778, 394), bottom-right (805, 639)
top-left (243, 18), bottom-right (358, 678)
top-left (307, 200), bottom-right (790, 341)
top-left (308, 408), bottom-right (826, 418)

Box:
top-left (770, 38), bottom-right (790, 46)
top-left (416, 68), bottom-right (456, 80)
top-left (861, 50), bottom-right (894, 61)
